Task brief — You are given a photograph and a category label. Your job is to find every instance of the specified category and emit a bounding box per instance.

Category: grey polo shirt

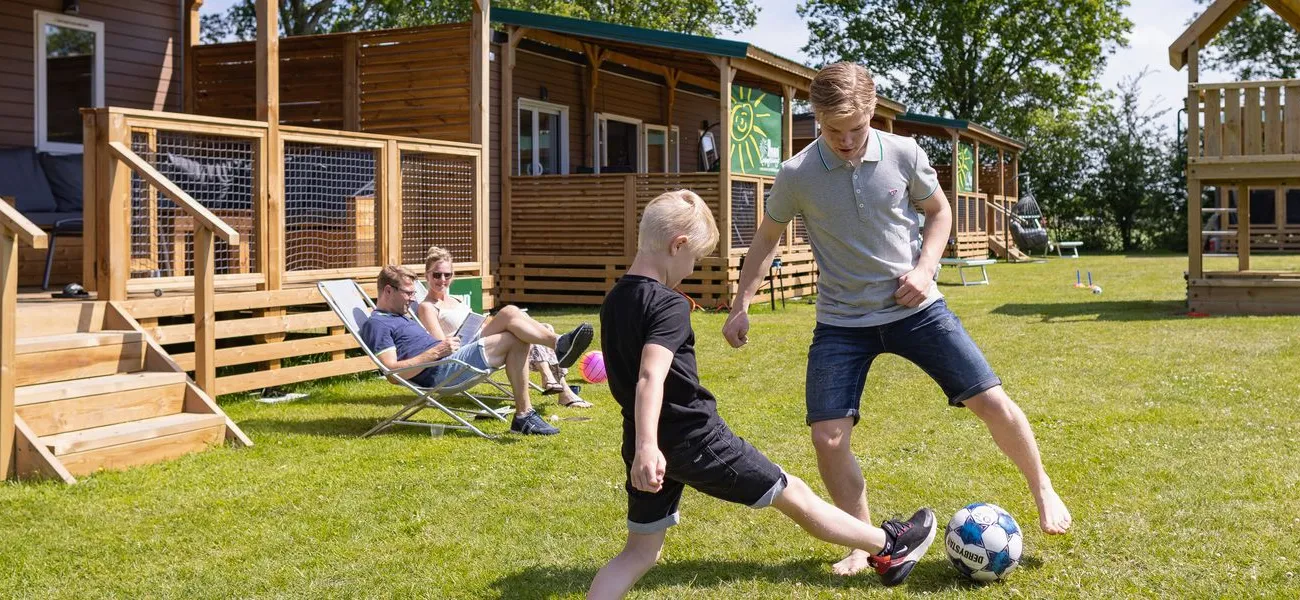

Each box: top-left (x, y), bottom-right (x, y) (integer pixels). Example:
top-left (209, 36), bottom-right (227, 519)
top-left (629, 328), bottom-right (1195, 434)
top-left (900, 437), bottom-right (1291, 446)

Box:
top-left (765, 129), bottom-right (943, 327)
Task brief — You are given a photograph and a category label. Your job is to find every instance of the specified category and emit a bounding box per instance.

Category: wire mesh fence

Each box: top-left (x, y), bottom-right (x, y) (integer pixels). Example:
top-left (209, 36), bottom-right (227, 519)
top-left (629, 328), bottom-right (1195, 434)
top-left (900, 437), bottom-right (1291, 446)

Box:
top-left (731, 179), bottom-right (758, 250)
top-left (792, 214), bottom-right (809, 246)
top-left (400, 151), bottom-right (477, 266)
top-left (283, 142), bottom-right (380, 271)
top-left (129, 130), bottom-right (258, 278)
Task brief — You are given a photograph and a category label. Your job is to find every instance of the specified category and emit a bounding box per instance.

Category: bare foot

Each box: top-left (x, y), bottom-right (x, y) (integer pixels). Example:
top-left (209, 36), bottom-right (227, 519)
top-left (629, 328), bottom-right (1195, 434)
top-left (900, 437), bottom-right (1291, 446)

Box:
top-left (1036, 487), bottom-right (1072, 534)
top-left (831, 548), bottom-right (874, 576)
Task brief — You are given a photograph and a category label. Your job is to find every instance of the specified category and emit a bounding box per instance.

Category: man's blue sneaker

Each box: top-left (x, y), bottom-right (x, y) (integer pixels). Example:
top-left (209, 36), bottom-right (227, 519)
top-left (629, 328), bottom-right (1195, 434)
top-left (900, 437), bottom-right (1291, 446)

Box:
top-left (510, 410), bottom-right (559, 435)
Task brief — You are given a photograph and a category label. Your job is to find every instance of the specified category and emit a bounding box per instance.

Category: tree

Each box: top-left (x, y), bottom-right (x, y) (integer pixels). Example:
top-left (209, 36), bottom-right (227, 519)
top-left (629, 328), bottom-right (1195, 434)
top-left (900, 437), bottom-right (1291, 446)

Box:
top-left (201, 0), bottom-right (759, 43)
top-left (796, 0), bottom-right (1131, 137)
top-left (1193, 0), bottom-right (1300, 80)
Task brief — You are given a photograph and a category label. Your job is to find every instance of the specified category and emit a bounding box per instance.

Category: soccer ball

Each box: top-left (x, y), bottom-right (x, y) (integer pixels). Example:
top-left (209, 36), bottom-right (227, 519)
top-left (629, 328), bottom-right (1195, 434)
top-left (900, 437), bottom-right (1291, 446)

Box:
top-left (944, 503), bottom-right (1023, 582)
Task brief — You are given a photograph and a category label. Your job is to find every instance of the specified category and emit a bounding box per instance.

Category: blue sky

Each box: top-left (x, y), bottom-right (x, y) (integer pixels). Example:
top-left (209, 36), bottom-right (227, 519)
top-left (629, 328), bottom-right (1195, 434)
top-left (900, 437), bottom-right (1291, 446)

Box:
top-left (202, 0), bottom-right (1229, 124)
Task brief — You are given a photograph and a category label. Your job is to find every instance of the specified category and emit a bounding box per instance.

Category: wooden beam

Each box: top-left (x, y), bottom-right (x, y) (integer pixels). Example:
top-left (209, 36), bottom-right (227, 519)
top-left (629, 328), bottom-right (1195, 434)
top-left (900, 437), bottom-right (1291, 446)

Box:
top-left (378, 141), bottom-right (402, 265)
top-left (1, 233), bottom-right (14, 480)
top-left (1189, 178), bottom-right (1203, 279)
top-left (81, 111), bottom-right (98, 291)
top-left (524, 29), bottom-right (719, 93)
top-left (257, 0), bottom-right (283, 291)
top-left (256, 0), bottom-right (279, 125)
top-left (184, 0), bottom-right (204, 114)
top-left (194, 226), bottom-right (216, 395)
top-left (661, 67), bottom-right (681, 129)
top-left (471, 2), bottom-right (490, 269)
top-left (733, 57), bottom-right (810, 93)
top-left (1168, 0), bottom-right (1248, 70)
top-left (13, 416), bottom-right (75, 484)
top-left (342, 35), bottom-right (360, 131)
top-left (1237, 184), bottom-right (1251, 271)
top-left (107, 142), bottom-right (240, 244)
top-left (501, 27), bottom-right (525, 257)
top-left (0, 202), bottom-right (48, 250)
top-left (102, 113), bottom-right (131, 301)
top-left (782, 85), bottom-right (795, 160)
top-left (715, 57), bottom-right (735, 261)
top-left (950, 131), bottom-right (960, 241)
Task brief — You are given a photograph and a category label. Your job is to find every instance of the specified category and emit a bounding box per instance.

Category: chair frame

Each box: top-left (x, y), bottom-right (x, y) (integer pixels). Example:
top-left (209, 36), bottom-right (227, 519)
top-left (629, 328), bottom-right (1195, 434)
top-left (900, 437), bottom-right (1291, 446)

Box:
top-left (318, 279), bottom-right (513, 439)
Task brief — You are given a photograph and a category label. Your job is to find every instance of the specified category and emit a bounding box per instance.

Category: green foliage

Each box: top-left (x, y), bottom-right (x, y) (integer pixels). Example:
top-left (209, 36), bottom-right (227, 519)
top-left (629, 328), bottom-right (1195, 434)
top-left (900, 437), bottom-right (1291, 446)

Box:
top-left (200, 0), bottom-right (759, 43)
top-left (1194, 0), bottom-right (1300, 80)
top-left (796, 0), bottom-right (1132, 136)
top-left (4, 256), bottom-right (1300, 598)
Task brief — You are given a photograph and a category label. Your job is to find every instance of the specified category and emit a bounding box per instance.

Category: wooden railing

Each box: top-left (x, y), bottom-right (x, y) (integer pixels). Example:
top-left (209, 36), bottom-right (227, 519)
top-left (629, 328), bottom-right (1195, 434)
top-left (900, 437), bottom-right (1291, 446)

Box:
top-left (83, 107), bottom-right (486, 299)
top-left (0, 200), bottom-right (49, 480)
top-left (1190, 79), bottom-right (1300, 160)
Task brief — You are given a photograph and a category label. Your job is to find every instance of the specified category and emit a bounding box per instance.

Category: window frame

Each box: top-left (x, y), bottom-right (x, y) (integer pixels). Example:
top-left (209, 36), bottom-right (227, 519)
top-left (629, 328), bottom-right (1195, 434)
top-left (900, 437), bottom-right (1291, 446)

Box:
top-left (34, 10), bottom-right (105, 153)
top-left (516, 97), bottom-right (570, 176)
top-left (642, 123), bottom-right (669, 173)
top-left (594, 112), bottom-right (642, 174)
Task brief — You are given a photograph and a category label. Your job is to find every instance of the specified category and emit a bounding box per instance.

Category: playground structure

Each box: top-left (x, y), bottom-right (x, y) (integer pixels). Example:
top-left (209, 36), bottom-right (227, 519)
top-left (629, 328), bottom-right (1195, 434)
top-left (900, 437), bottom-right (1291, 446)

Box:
top-left (1170, 0), bottom-right (1300, 315)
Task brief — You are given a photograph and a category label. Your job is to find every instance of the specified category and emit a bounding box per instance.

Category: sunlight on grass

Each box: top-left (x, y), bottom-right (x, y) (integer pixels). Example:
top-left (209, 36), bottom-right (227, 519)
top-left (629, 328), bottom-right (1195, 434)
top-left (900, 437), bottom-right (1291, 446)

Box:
top-left (3, 255), bottom-right (1298, 598)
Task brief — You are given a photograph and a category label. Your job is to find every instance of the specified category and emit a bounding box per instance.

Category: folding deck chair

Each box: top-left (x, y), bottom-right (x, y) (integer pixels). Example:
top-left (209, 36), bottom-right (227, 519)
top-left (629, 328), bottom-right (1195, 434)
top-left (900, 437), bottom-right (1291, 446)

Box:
top-left (410, 280), bottom-right (545, 395)
top-left (318, 279), bottom-right (513, 439)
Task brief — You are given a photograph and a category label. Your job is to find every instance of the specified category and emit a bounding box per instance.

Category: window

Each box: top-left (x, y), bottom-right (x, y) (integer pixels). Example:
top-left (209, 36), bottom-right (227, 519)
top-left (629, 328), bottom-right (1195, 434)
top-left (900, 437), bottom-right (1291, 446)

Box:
top-left (1250, 189), bottom-right (1276, 226)
top-left (35, 11), bottom-right (104, 153)
top-left (643, 124), bottom-right (668, 173)
top-left (1288, 189), bottom-right (1300, 225)
top-left (595, 113), bottom-right (641, 173)
top-left (517, 98), bottom-right (568, 175)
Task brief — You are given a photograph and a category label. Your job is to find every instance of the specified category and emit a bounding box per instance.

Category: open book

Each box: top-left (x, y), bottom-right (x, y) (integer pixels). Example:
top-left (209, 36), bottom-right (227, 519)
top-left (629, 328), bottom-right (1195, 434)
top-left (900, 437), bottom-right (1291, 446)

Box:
top-left (454, 312), bottom-right (487, 344)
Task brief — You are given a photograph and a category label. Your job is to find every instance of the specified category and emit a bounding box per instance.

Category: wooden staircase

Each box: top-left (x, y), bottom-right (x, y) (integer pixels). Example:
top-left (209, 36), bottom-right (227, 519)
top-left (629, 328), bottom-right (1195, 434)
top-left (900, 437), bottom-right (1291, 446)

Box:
top-left (989, 236), bottom-right (1031, 262)
top-left (9, 301), bottom-right (250, 483)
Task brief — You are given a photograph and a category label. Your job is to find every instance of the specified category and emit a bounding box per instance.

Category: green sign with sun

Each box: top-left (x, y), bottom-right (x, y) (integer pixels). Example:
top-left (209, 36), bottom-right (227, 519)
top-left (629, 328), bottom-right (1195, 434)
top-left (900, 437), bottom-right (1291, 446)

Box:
top-left (956, 142), bottom-right (975, 192)
top-left (730, 84), bottom-right (783, 176)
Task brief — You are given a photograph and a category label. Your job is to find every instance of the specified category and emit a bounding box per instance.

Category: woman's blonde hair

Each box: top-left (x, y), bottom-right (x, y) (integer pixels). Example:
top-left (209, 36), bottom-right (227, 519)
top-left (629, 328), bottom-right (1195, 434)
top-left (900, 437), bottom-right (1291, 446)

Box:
top-left (637, 190), bottom-right (719, 257)
top-left (810, 62), bottom-right (878, 121)
top-left (424, 246), bottom-right (453, 273)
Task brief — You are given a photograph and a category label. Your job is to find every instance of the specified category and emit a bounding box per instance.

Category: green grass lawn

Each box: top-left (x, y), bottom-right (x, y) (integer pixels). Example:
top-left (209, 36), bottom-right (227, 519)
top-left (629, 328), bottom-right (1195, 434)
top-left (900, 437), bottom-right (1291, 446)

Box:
top-left (4, 254), bottom-right (1300, 599)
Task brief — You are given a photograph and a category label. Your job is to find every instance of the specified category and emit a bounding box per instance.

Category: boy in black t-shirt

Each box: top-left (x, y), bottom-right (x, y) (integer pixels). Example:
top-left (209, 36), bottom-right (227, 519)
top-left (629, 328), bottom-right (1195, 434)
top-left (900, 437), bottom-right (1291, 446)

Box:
top-left (588, 191), bottom-right (937, 599)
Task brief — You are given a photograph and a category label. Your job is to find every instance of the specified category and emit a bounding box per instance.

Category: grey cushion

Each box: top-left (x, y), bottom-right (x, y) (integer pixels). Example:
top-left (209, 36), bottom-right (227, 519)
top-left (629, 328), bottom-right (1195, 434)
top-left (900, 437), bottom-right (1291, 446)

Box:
top-left (38, 152), bottom-right (84, 212)
top-left (0, 147), bottom-right (58, 213)
top-left (22, 212), bottom-right (82, 227)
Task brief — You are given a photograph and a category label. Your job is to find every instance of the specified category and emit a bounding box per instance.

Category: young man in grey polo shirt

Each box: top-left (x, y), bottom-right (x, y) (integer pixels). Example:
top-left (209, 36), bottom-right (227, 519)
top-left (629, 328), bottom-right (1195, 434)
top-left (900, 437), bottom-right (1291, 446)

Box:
top-left (723, 62), bottom-right (1071, 577)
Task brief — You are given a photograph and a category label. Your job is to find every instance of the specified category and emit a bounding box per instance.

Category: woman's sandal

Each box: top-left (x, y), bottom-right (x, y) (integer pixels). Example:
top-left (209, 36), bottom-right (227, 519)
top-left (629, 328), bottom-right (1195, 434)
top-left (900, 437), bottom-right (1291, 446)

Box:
top-left (541, 383), bottom-right (565, 396)
top-left (558, 394), bottom-right (593, 409)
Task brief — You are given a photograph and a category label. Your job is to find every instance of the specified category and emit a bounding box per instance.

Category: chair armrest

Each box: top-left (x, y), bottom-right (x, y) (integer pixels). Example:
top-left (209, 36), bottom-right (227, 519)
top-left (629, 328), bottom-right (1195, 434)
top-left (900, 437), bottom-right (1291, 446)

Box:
top-left (378, 356), bottom-right (491, 378)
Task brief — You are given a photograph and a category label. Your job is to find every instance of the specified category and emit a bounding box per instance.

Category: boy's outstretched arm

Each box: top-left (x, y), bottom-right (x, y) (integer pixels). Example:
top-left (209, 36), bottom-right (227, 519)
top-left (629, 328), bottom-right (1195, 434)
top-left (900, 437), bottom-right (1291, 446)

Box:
top-left (723, 216), bottom-right (787, 348)
top-left (631, 344), bottom-right (675, 493)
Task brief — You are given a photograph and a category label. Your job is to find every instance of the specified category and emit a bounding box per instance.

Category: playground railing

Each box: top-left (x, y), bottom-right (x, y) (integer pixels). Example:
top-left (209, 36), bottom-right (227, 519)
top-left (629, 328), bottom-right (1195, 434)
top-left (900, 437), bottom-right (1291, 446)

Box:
top-left (1190, 79), bottom-right (1300, 161)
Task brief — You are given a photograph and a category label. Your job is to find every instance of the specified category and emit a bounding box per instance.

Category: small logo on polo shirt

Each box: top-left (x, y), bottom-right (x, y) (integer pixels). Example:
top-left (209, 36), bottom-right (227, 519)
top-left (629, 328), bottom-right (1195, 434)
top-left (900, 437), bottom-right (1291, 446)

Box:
top-left (889, 188), bottom-right (899, 196)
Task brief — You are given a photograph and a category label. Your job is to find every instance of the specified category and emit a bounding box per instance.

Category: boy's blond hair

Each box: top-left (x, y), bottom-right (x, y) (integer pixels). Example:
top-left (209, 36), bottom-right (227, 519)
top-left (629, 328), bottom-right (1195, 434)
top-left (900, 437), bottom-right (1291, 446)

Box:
top-left (377, 264), bottom-right (418, 294)
top-left (424, 246), bottom-right (454, 273)
top-left (638, 190), bottom-right (719, 257)
top-left (810, 62), bottom-right (877, 120)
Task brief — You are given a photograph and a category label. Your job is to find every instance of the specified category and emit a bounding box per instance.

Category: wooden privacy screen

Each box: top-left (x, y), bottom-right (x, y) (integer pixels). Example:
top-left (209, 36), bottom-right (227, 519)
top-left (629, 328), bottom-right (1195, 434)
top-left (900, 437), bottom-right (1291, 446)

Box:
top-left (1196, 81), bottom-right (1300, 159)
top-left (192, 24), bottom-right (474, 142)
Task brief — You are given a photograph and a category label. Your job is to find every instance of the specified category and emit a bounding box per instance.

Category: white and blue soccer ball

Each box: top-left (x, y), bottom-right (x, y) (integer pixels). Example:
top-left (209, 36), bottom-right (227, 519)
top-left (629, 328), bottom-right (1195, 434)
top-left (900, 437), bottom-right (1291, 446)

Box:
top-left (944, 503), bottom-right (1023, 582)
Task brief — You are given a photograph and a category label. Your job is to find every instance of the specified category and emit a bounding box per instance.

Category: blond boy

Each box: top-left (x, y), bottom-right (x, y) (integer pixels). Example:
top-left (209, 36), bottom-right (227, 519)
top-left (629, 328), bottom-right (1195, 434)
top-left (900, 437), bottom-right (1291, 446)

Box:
top-left (723, 62), bottom-right (1072, 576)
top-left (589, 191), bottom-right (936, 599)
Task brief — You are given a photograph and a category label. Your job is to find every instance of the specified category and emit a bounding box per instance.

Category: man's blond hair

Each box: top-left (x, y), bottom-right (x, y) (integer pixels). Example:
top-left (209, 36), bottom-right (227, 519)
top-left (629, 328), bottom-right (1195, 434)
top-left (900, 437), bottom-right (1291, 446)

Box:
top-left (810, 62), bottom-right (877, 120)
top-left (424, 246), bottom-right (454, 273)
top-left (638, 189), bottom-right (719, 257)
top-left (377, 264), bottom-right (418, 294)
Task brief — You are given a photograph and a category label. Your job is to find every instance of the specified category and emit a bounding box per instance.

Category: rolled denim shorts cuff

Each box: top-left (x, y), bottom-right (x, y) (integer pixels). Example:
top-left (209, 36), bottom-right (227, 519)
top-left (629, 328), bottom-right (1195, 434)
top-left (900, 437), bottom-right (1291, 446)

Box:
top-left (628, 512), bottom-right (679, 534)
top-left (950, 376), bottom-right (1002, 407)
top-left (805, 408), bottom-right (859, 426)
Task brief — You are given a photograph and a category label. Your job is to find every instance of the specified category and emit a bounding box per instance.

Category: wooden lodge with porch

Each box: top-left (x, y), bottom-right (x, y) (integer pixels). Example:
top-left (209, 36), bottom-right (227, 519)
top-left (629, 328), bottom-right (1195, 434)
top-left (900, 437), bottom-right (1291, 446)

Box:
top-left (1171, 0), bottom-right (1300, 315)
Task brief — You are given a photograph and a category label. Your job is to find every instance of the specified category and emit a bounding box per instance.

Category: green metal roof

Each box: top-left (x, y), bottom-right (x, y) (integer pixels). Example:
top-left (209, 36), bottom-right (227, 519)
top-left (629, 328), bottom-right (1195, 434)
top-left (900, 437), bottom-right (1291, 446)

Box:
top-left (491, 7), bottom-right (751, 58)
top-left (896, 112), bottom-right (1025, 150)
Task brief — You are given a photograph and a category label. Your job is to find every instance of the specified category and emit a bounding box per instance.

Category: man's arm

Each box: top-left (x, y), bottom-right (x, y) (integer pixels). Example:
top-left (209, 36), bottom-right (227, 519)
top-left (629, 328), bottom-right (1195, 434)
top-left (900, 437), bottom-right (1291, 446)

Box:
top-left (895, 188), bottom-right (953, 307)
top-left (374, 338), bottom-right (460, 379)
top-left (722, 216), bottom-right (787, 347)
top-left (630, 343), bottom-right (674, 493)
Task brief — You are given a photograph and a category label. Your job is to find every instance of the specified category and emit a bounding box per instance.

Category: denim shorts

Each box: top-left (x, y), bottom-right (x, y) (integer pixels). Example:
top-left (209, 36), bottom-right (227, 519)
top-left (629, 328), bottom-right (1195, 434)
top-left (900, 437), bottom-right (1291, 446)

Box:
top-left (623, 423), bottom-right (788, 533)
top-left (805, 299), bottom-right (1001, 425)
top-left (411, 340), bottom-right (492, 389)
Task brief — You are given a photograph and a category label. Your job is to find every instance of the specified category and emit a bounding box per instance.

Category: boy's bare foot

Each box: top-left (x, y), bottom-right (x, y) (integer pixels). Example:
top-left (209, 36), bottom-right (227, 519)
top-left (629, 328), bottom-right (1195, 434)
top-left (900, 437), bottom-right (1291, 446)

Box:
top-left (831, 548), bottom-right (874, 576)
top-left (1037, 487), bottom-right (1072, 534)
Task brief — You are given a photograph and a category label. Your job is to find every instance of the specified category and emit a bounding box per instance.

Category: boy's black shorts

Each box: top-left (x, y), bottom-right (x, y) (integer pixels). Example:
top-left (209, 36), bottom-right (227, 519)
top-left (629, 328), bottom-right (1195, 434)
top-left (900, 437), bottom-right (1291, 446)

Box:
top-left (623, 423), bottom-right (787, 533)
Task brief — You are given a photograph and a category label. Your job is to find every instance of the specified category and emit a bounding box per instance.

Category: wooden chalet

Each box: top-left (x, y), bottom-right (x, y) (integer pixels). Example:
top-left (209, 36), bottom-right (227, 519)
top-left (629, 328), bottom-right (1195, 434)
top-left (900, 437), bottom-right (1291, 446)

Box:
top-left (1, 0), bottom-right (493, 482)
top-left (891, 113), bottom-right (1026, 261)
top-left (1171, 0), bottom-right (1300, 315)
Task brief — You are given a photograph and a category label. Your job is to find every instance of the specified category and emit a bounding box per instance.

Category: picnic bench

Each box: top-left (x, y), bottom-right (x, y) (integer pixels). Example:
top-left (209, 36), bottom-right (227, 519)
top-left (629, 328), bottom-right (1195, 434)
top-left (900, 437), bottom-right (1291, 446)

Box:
top-left (1053, 241), bottom-right (1083, 258)
top-left (939, 257), bottom-right (996, 286)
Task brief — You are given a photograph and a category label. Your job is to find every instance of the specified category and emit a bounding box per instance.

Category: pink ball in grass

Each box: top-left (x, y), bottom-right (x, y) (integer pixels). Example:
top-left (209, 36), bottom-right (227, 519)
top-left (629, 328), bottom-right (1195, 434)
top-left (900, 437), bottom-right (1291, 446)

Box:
top-left (579, 351), bottom-right (607, 383)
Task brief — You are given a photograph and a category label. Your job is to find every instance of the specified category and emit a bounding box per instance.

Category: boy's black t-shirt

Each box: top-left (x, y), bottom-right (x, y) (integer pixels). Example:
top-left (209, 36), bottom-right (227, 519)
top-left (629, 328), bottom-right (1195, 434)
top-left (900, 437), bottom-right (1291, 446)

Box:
top-left (600, 274), bottom-right (721, 451)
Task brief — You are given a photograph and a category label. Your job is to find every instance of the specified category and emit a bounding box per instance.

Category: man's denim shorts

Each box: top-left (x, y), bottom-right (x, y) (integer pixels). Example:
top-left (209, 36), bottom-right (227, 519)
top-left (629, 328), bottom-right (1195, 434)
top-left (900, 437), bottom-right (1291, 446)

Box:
top-left (805, 299), bottom-right (1001, 425)
top-left (411, 340), bottom-right (492, 389)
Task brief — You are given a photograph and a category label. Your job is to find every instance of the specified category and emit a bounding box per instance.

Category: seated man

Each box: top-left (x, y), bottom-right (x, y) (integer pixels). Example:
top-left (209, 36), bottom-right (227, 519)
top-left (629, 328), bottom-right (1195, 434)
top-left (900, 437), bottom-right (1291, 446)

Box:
top-left (361, 265), bottom-right (591, 435)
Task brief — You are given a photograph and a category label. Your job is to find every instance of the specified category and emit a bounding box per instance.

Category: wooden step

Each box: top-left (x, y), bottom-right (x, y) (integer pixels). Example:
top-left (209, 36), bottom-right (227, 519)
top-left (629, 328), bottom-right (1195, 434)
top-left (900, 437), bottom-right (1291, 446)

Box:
top-left (42, 412), bottom-right (226, 456)
top-left (15, 302), bottom-right (107, 337)
top-left (55, 420), bottom-right (228, 477)
top-left (14, 332), bottom-right (146, 386)
top-left (16, 372), bottom-right (189, 437)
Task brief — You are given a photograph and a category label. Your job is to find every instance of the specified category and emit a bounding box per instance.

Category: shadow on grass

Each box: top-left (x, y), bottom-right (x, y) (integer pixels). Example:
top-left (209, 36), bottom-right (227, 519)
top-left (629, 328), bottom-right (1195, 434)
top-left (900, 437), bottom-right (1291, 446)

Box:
top-left (992, 300), bottom-right (1188, 322)
top-left (489, 554), bottom-right (1043, 598)
top-left (238, 415), bottom-right (519, 443)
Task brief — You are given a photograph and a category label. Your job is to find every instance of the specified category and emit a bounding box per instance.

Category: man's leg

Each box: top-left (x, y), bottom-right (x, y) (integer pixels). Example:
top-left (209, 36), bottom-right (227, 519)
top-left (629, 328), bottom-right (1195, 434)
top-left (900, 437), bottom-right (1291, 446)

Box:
top-left (478, 332), bottom-right (533, 415)
top-left (587, 531), bottom-right (665, 600)
top-left (810, 418), bottom-right (876, 576)
top-left (963, 386), bottom-right (1072, 534)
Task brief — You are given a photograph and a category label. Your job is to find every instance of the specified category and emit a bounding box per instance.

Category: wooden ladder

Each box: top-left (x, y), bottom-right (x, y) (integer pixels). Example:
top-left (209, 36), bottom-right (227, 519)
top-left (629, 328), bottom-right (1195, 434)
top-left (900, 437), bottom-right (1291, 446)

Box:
top-left (988, 236), bottom-right (1031, 262)
top-left (10, 301), bottom-right (250, 483)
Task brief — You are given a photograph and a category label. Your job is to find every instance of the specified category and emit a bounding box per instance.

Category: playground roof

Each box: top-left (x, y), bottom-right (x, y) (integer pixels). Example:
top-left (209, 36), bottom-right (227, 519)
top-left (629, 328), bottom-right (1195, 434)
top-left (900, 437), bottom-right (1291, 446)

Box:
top-left (893, 113), bottom-right (1025, 151)
top-left (1168, 0), bottom-right (1300, 70)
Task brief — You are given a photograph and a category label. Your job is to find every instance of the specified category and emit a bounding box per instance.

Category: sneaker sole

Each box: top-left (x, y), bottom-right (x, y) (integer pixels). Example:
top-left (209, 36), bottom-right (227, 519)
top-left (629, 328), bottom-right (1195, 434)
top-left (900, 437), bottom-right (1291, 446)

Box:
top-left (556, 325), bottom-right (594, 368)
top-left (881, 509), bottom-right (937, 587)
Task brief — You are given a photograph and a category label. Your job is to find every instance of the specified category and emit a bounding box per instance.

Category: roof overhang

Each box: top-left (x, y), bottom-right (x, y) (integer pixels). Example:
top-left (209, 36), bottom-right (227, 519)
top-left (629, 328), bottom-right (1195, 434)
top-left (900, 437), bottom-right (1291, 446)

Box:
top-left (894, 113), bottom-right (1025, 151)
top-left (1169, 0), bottom-right (1300, 70)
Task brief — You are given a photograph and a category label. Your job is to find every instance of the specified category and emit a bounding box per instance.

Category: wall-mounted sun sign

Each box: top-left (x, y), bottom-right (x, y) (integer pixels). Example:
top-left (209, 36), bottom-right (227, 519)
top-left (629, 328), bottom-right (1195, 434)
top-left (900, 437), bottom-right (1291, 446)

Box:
top-left (730, 84), bottom-right (783, 176)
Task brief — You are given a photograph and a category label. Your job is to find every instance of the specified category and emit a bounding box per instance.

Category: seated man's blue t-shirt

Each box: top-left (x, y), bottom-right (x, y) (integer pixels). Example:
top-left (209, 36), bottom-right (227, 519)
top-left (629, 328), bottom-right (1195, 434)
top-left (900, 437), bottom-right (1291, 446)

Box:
top-left (358, 309), bottom-right (492, 388)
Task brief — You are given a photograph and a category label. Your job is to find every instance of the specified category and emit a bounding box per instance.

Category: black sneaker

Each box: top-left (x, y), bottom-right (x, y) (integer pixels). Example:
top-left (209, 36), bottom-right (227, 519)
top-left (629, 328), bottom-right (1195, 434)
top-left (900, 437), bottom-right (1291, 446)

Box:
top-left (555, 323), bottom-right (594, 368)
top-left (869, 508), bottom-right (937, 587)
top-left (510, 410), bottom-right (559, 435)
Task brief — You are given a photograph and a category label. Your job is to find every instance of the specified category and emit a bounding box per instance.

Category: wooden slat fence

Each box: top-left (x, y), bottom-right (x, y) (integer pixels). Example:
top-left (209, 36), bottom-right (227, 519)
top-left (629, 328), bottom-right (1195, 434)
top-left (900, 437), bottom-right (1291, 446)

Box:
top-left (1192, 79), bottom-right (1300, 160)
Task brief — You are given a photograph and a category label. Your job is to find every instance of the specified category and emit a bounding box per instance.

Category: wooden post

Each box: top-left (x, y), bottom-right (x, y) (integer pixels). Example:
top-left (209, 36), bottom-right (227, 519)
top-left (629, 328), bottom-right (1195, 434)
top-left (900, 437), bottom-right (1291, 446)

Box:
top-left (950, 131), bottom-right (960, 246)
top-left (194, 227), bottom-right (216, 394)
top-left (81, 111), bottom-right (98, 291)
top-left (583, 43), bottom-right (609, 172)
top-left (343, 35), bottom-right (360, 131)
top-left (782, 85), bottom-right (795, 161)
top-left (100, 112), bottom-right (130, 301)
top-left (377, 140), bottom-right (402, 265)
top-left (471, 0), bottom-right (490, 270)
top-left (1237, 184), bottom-right (1251, 271)
top-left (661, 68), bottom-right (680, 130)
top-left (184, 0), bottom-right (203, 114)
top-left (716, 58), bottom-right (734, 261)
top-left (501, 27), bottom-right (524, 258)
top-left (1187, 41), bottom-right (1203, 279)
top-left (255, 0), bottom-right (284, 376)
top-left (623, 174), bottom-right (636, 258)
top-left (1, 233), bottom-right (14, 480)
top-left (998, 147), bottom-right (1006, 246)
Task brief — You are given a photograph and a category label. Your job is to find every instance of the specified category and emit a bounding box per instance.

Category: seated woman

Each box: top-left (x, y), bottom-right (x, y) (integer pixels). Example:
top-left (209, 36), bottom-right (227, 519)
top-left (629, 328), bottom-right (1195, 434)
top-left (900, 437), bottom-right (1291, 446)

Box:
top-left (416, 247), bottom-right (594, 408)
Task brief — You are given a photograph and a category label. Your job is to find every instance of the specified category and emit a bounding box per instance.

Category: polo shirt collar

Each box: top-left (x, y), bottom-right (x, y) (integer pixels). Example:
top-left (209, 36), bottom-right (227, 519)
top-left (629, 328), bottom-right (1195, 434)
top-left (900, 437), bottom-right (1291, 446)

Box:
top-left (816, 127), bottom-right (883, 170)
